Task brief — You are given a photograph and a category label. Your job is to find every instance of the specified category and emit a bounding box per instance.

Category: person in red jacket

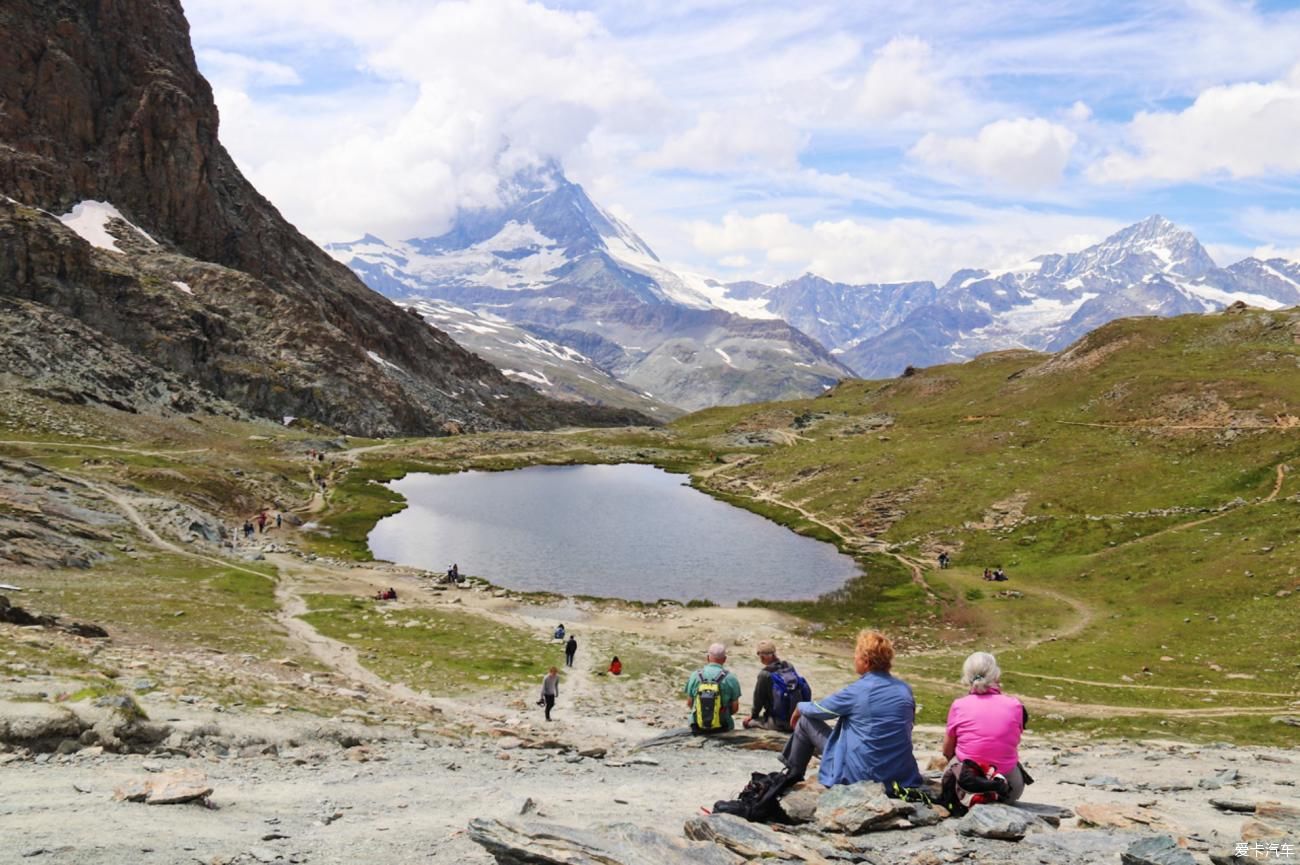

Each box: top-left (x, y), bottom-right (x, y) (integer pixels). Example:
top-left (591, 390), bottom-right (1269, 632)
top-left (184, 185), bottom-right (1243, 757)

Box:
top-left (608, 657), bottom-right (622, 676)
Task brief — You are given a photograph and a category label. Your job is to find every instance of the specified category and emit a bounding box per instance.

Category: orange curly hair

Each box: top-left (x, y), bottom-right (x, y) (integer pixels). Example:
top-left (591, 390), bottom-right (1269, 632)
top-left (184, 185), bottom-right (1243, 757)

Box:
top-left (854, 630), bottom-right (894, 673)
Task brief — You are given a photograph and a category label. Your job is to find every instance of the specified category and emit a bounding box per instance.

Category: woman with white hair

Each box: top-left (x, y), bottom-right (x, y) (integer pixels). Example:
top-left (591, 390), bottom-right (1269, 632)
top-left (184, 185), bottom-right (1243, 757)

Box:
top-left (942, 651), bottom-right (1028, 802)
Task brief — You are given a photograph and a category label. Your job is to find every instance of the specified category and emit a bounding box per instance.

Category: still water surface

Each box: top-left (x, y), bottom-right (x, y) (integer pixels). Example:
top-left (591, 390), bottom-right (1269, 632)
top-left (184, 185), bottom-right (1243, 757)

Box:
top-left (368, 464), bottom-right (859, 604)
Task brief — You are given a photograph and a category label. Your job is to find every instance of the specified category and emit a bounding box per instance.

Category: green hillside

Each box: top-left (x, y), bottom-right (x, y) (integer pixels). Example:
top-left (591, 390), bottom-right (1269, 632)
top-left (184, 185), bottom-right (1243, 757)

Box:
top-left (670, 308), bottom-right (1300, 741)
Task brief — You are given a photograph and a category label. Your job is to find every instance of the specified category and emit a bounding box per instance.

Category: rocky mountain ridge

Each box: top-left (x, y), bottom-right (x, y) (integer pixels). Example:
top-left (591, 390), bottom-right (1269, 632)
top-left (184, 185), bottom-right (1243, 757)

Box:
top-left (0, 0), bottom-right (646, 436)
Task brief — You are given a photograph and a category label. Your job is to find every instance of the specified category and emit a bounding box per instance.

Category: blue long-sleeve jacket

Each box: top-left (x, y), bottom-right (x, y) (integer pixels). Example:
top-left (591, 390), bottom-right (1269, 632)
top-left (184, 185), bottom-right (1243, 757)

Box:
top-left (798, 670), bottom-right (924, 788)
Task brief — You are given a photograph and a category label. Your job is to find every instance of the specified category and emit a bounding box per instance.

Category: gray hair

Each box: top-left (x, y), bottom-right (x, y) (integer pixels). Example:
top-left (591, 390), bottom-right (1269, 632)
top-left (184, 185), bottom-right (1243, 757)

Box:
top-left (961, 652), bottom-right (1001, 694)
top-left (707, 642), bottom-right (727, 662)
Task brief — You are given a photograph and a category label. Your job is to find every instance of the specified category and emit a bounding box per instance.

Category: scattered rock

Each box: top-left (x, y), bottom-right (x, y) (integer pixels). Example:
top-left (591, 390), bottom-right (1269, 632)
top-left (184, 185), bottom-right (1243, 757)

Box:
top-left (114, 769), bottom-right (212, 805)
top-left (1120, 834), bottom-right (1197, 865)
top-left (814, 781), bottom-right (914, 833)
top-left (956, 803), bottom-right (1047, 841)
top-left (468, 817), bottom-right (743, 865)
top-left (1209, 799), bottom-right (1256, 813)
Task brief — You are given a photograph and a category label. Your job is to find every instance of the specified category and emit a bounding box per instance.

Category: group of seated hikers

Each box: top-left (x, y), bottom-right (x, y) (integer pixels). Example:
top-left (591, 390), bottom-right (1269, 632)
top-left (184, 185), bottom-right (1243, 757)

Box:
top-left (685, 631), bottom-right (1029, 821)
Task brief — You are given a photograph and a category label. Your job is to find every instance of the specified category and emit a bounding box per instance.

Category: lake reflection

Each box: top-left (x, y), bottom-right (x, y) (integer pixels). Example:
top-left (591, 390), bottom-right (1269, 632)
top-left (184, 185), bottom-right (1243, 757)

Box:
top-left (367, 464), bottom-right (860, 604)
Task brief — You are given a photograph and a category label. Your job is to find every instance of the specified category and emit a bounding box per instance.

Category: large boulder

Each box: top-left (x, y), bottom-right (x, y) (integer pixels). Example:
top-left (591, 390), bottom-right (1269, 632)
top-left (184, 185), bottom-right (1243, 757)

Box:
top-left (814, 782), bottom-right (914, 833)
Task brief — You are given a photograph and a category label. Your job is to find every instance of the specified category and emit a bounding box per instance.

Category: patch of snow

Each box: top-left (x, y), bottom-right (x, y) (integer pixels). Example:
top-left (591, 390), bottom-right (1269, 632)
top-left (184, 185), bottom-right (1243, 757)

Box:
top-left (172, 280), bottom-right (194, 295)
top-left (58, 201), bottom-right (157, 253)
top-left (714, 347), bottom-right (733, 365)
top-left (502, 369), bottom-right (553, 386)
top-left (366, 350), bottom-right (404, 373)
top-left (282, 416), bottom-right (296, 426)
top-left (1179, 281), bottom-right (1284, 311)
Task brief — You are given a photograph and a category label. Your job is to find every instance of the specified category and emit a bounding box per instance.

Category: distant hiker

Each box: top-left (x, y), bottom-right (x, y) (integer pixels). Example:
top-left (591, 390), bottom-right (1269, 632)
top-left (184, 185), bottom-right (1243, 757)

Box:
top-left (564, 635), bottom-right (578, 668)
top-left (941, 652), bottom-right (1029, 810)
top-left (386, 587), bottom-right (397, 600)
top-left (448, 563), bottom-right (460, 582)
top-left (938, 552), bottom-right (950, 569)
top-left (275, 512), bottom-right (282, 530)
top-left (608, 657), bottom-right (622, 676)
top-left (242, 520), bottom-right (254, 539)
top-left (983, 568), bottom-right (992, 581)
top-left (743, 640), bottom-right (811, 732)
top-left (318, 453), bottom-right (325, 463)
top-left (256, 511), bottom-right (267, 533)
top-left (540, 666), bottom-right (560, 721)
top-left (554, 624), bottom-right (566, 641)
top-left (779, 630), bottom-right (923, 789)
top-left (993, 567), bottom-right (1007, 582)
top-left (685, 643), bottom-right (742, 735)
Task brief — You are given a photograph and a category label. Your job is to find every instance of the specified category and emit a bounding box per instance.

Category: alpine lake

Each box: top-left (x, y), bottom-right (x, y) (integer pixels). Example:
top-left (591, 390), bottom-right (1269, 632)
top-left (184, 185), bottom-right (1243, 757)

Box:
top-left (367, 464), bottom-right (860, 604)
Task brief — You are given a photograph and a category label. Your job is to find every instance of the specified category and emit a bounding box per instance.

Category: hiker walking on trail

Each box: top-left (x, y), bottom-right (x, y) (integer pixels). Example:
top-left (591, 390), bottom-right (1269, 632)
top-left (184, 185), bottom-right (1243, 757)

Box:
top-left (778, 630), bottom-right (923, 789)
top-left (941, 651), bottom-right (1029, 805)
top-left (540, 666), bottom-right (560, 721)
top-left (742, 640), bottom-right (810, 732)
top-left (564, 634), bottom-right (578, 667)
top-left (685, 643), bottom-right (742, 734)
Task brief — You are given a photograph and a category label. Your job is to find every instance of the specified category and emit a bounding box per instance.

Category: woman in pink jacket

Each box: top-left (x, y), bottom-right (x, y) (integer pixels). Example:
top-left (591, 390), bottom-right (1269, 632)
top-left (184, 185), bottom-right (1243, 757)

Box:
top-left (942, 652), bottom-right (1028, 801)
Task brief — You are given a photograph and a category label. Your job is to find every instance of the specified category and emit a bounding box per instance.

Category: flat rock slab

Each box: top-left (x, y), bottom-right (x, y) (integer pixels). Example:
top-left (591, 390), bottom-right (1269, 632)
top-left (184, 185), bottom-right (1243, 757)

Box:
top-left (957, 803), bottom-right (1049, 841)
top-left (468, 818), bottom-right (743, 865)
top-left (1255, 802), bottom-right (1300, 830)
top-left (1076, 802), bottom-right (1159, 829)
top-left (113, 768), bottom-right (212, 805)
top-left (1023, 828), bottom-right (1145, 861)
top-left (1009, 800), bottom-right (1074, 824)
top-left (684, 814), bottom-right (829, 863)
top-left (1120, 834), bottom-right (1197, 865)
top-left (815, 782), bottom-right (914, 834)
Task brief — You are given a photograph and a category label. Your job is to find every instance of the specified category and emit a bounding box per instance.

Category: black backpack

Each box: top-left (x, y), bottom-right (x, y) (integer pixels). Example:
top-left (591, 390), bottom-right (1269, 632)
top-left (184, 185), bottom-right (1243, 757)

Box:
top-left (713, 770), bottom-right (798, 824)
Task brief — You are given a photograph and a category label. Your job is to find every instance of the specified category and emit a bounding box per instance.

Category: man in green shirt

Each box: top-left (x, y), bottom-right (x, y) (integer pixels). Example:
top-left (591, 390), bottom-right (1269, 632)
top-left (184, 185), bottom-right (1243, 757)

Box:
top-left (684, 643), bottom-right (742, 734)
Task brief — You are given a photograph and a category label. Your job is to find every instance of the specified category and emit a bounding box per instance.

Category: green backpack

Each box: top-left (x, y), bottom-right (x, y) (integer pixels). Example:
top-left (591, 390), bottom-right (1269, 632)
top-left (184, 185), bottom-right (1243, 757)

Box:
top-left (692, 667), bottom-right (728, 733)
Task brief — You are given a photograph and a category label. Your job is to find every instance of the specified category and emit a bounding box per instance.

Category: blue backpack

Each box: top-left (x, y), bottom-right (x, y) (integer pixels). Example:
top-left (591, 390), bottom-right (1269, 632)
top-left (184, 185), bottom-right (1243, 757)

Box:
top-left (769, 666), bottom-right (811, 729)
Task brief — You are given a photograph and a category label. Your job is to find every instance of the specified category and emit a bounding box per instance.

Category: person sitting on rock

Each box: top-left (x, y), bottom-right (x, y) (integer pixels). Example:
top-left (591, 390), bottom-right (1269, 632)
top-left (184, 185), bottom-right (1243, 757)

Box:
top-left (685, 643), bottom-right (742, 734)
top-left (742, 640), bottom-right (810, 732)
top-left (608, 656), bottom-right (622, 676)
top-left (779, 630), bottom-right (924, 789)
top-left (554, 624), bottom-right (566, 641)
top-left (941, 651), bottom-right (1028, 803)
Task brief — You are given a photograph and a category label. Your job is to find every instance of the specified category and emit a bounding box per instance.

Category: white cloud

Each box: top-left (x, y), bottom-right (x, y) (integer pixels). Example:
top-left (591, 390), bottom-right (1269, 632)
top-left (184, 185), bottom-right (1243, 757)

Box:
top-left (856, 37), bottom-right (947, 122)
top-left (689, 210), bottom-right (1118, 285)
top-left (910, 117), bottom-right (1078, 192)
top-left (644, 110), bottom-right (807, 172)
top-left (1090, 66), bottom-right (1300, 183)
top-left (197, 49), bottom-right (301, 90)
top-left (194, 0), bottom-right (663, 242)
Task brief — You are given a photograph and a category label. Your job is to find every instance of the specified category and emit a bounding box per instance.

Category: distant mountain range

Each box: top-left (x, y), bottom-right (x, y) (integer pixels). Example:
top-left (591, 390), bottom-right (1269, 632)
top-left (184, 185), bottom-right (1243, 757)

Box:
top-left (726, 215), bottom-right (1300, 377)
top-left (332, 166), bottom-right (1299, 411)
top-left (326, 162), bottom-right (852, 414)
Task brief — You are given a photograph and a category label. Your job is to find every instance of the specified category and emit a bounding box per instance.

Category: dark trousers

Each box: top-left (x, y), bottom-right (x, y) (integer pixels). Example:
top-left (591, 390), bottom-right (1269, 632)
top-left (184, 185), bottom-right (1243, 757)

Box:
top-left (564, 651), bottom-right (575, 668)
top-left (543, 694), bottom-right (555, 721)
top-left (779, 715), bottom-right (832, 781)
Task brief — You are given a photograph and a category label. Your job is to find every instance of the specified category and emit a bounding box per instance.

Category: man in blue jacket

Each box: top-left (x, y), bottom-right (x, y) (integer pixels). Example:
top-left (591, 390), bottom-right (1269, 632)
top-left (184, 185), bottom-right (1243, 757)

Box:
top-left (780, 630), bottom-right (923, 789)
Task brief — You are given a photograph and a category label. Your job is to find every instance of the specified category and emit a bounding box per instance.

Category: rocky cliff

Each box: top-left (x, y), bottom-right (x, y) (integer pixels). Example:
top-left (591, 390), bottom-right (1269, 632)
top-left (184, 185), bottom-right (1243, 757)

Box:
top-left (0, 0), bottom-right (648, 435)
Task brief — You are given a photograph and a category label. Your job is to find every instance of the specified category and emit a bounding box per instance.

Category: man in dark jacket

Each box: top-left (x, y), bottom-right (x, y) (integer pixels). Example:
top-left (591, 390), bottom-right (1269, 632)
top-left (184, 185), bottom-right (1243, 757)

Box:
top-left (564, 634), bottom-right (578, 668)
top-left (742, 640), bottom-right (808, 732)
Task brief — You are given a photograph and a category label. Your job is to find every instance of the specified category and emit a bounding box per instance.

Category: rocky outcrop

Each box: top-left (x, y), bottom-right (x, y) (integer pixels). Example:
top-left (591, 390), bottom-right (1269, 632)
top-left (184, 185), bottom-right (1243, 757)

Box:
top-left (0, 1), bottom-right (649, 435)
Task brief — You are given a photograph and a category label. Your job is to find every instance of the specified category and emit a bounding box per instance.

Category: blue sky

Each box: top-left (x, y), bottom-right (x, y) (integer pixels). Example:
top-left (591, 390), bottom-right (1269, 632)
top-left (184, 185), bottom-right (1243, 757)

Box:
top-left (186, 0), bottom-right (1300, 285)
